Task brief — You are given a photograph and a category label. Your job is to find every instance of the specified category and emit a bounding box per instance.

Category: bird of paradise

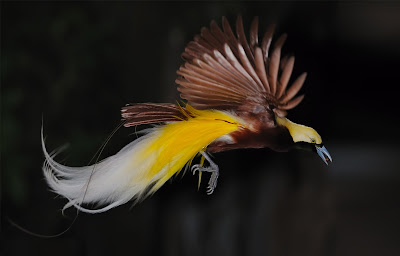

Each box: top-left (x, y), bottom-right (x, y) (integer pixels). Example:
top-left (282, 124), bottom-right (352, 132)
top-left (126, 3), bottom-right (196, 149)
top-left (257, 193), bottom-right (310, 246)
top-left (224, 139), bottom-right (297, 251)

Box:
top-left (42, 16), bottom-right (332, 214)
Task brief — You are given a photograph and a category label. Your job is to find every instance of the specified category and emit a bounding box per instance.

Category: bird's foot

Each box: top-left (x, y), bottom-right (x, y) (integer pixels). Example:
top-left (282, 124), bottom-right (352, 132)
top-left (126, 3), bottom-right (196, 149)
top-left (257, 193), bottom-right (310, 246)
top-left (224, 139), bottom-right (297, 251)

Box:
top-left (191, 154), bottom-right (219, 195)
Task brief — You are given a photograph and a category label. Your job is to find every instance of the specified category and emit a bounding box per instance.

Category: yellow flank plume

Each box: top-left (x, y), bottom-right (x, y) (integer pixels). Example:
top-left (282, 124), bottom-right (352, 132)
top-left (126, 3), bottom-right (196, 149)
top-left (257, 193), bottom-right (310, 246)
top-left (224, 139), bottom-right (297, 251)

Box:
top-left (42, 105), bottom-right (246, 212)
top-left (138, 105), bottom-right (244, 194)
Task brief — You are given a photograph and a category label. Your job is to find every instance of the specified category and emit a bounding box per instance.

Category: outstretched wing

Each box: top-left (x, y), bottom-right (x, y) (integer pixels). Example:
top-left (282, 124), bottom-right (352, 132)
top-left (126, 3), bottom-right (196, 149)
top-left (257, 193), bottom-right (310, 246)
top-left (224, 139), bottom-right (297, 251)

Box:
top-left (176, 16), bottom-right (307, 117)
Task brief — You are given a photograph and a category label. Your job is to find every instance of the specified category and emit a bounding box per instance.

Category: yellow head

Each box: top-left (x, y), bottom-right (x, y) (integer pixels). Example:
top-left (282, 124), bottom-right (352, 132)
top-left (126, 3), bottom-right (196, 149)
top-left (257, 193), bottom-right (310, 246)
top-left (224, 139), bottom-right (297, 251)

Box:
top-left (276, 117), bottom-right (322, 144)
top-left (276, 116), bottom-right (332, 165)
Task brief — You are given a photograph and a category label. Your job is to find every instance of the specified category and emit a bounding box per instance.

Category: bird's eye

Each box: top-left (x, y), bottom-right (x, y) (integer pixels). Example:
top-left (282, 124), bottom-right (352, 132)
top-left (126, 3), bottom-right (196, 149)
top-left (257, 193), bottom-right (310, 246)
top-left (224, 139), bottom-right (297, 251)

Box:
top-left (311, 139), bottom-right (316, 143)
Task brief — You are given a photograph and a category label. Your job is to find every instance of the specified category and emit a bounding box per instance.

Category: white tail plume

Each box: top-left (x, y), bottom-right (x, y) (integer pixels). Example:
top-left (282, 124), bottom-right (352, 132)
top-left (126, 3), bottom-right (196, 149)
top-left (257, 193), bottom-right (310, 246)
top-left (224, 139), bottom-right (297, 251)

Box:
top-left (42, 129), bottom-right (163, 214)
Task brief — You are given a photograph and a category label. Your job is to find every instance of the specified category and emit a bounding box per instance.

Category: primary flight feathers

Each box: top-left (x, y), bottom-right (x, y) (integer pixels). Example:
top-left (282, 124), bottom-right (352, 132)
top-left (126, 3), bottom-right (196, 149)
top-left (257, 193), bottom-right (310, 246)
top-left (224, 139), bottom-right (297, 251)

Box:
top-left (42, 16), bottom-right (328, 214)
top-left (176, 16), bottom-right (306, 116)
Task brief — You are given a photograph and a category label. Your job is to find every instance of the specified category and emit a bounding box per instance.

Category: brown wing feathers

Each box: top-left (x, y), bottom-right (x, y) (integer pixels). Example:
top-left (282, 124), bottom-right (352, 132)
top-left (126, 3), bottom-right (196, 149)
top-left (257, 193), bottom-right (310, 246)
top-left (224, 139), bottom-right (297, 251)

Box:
top-left (176, 16), bottom-right (307, 116)
top-left (123, 17), bottom-right (307, 126)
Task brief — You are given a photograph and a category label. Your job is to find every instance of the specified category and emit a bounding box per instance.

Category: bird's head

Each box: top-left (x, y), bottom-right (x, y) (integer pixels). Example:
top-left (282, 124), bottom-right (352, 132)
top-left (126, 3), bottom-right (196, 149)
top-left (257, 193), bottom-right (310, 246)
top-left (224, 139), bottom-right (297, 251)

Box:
top-left (276, 116), bottom-right (332, 165)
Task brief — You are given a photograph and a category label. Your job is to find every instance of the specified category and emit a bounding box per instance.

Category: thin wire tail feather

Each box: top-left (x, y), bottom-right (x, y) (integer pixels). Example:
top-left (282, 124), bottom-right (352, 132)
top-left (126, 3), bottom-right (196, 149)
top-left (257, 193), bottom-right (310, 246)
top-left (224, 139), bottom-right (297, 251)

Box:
top-left (42, 106), bottom-right (245, 213)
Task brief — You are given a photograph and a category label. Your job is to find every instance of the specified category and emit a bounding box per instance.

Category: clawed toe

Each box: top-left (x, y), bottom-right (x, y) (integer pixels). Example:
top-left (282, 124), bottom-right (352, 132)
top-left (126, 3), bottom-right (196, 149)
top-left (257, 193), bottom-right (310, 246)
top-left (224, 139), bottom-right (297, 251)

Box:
top-left (191, 165), bottom-right (218, 195)
top-left (206, 172), bottom-right (218, 195)
top-left (192, 151), bottom-right (220, 195)
top-left (191, 164), bottom-right (200, 175)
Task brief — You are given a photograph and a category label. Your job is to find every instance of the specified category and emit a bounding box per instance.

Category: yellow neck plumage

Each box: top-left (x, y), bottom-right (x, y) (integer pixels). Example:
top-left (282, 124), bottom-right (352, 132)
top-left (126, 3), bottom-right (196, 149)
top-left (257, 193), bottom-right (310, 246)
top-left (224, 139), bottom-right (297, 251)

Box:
top-left (276, 116), bottom-right (322, 144)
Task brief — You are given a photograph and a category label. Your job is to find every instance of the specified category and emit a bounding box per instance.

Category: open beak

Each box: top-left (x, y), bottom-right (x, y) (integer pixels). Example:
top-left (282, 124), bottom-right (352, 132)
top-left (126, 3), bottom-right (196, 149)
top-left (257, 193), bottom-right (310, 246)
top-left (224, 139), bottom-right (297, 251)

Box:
top-left (315, 145), bottom-right (332, 165)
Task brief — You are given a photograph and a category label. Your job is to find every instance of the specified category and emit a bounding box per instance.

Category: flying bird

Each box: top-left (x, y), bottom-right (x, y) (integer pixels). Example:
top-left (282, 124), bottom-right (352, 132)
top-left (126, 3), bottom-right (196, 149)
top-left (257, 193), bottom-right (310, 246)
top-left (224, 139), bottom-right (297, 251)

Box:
top-left (42, 16), bottom-right (332, 214)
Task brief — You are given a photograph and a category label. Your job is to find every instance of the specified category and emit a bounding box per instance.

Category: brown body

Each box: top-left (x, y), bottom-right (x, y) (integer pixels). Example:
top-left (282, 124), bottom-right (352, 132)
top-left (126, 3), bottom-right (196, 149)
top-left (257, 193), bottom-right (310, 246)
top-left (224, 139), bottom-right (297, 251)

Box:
top-left (208, 124), bottom-right (293, 153)
top-left (122, 101), bottom-right (294, 154)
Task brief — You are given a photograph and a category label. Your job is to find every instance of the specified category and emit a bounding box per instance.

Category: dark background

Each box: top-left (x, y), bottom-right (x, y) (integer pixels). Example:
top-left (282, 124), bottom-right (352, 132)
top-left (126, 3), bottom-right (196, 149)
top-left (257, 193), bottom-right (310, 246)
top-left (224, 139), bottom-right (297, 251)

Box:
top-left (2, 1), bottom-right (400, 256)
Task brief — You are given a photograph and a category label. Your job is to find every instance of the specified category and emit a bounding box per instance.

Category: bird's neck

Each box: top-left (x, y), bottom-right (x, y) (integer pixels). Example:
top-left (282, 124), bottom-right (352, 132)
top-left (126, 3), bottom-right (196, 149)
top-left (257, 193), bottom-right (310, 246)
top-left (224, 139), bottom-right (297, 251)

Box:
top-left (275, 116), bottom-right (313, 143)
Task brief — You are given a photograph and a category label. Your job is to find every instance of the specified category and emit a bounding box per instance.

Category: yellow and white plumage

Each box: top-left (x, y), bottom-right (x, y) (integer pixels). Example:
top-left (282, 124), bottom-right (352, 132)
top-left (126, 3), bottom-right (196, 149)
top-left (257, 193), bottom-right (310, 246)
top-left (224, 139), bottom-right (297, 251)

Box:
top-left (43, 105), bottom-right (245, 213)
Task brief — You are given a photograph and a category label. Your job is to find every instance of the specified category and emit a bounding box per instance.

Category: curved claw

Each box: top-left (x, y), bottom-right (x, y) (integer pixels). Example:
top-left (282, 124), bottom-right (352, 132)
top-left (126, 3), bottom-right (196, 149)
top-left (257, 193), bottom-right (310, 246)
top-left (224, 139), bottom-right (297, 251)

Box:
top-left (190, 165), bottom-right (219, 195)
top-left (191, 164), bottom-right (201, 175)
top-left (192, 152), bottom-right (220, 195)
top-left (206, 171), bottom-right (219, 195)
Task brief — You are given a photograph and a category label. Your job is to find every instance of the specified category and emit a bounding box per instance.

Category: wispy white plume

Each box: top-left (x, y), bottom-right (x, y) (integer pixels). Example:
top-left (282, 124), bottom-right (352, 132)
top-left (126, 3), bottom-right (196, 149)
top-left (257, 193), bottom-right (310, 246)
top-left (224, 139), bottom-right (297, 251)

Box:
top-left (42, 129), bottom-right (162, 214)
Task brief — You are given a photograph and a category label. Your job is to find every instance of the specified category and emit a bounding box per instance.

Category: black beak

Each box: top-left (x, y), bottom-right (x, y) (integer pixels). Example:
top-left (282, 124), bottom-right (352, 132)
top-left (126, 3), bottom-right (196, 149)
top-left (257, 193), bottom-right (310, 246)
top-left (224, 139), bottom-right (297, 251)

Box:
top-left (315, 145), bottom-right (332, 165)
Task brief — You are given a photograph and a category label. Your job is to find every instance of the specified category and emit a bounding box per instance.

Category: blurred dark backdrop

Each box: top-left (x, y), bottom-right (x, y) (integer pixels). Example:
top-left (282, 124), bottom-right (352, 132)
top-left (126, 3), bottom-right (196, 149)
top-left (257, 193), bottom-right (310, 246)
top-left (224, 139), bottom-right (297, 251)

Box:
top-left (2, 1), bottom-right (400, 256)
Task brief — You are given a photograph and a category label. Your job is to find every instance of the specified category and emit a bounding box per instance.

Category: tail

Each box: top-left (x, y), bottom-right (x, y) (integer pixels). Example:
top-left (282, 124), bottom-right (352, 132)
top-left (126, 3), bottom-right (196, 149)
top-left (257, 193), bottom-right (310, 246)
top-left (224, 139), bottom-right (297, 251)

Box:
top-left (42, 131), bottom-right (160, 213)
top-left (42, 106), bottom-right (244, 213)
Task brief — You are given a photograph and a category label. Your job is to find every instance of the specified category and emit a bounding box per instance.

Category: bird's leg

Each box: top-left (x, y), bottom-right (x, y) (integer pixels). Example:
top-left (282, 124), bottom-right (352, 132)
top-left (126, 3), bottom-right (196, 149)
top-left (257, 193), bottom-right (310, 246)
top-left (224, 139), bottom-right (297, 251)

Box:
top-left (191, 151), bottom-right (219, 195)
